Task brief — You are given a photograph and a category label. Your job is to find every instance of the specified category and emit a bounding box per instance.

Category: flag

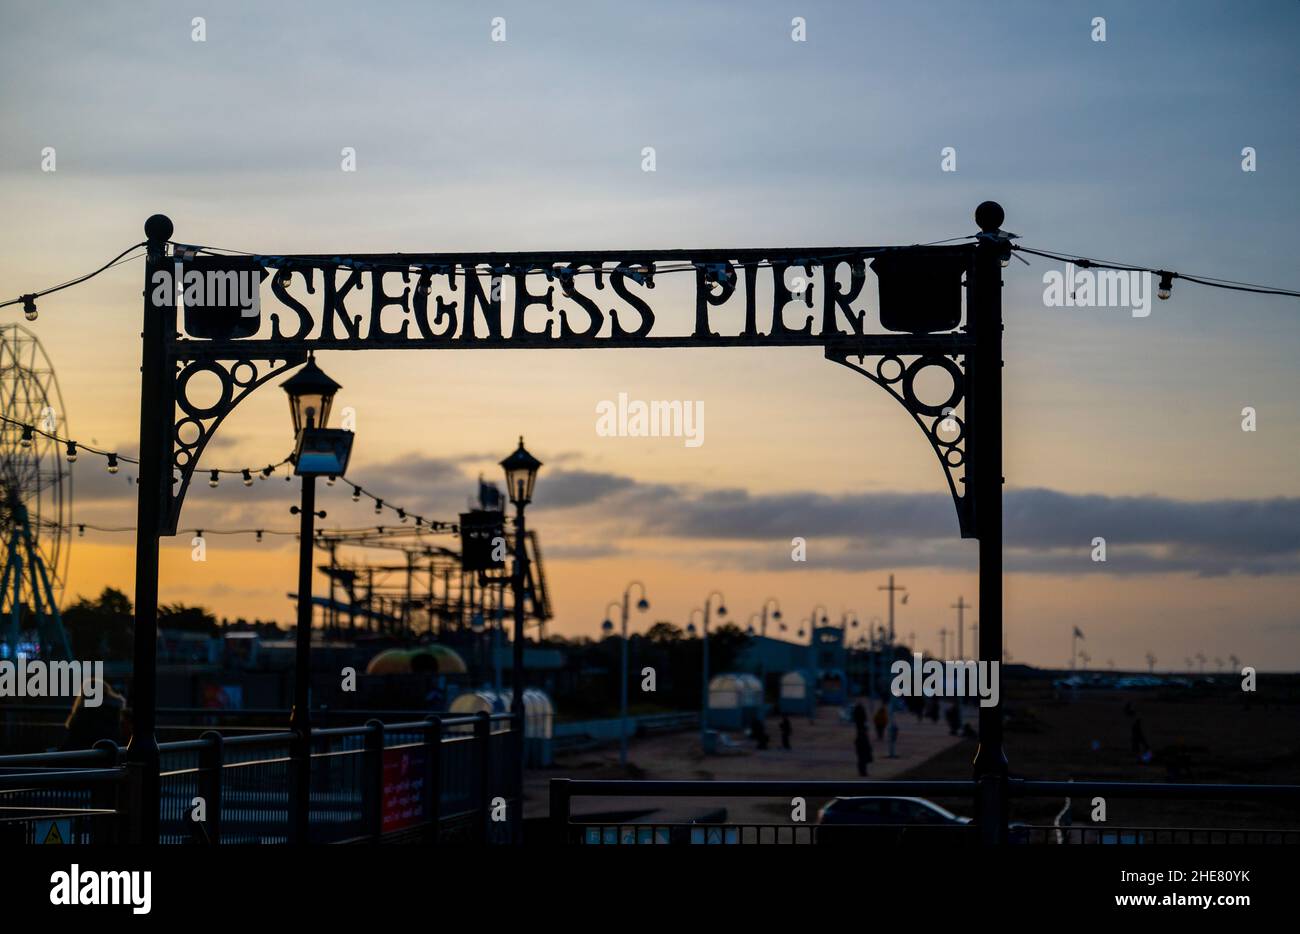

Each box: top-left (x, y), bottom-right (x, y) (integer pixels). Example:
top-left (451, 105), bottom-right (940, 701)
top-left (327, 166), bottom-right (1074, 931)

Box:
top-left (1073, 626), bottom-right (1085, 640)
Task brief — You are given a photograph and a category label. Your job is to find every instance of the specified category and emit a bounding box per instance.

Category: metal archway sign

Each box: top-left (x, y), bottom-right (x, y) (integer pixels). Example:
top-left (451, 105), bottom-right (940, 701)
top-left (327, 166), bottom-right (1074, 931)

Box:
top-left (126, 202), bottom-right (1012, 843)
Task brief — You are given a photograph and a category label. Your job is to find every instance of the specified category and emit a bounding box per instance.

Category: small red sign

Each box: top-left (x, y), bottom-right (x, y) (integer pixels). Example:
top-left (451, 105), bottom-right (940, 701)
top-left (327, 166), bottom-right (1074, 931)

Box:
top-left (381, 747), bottom-right (426, 833)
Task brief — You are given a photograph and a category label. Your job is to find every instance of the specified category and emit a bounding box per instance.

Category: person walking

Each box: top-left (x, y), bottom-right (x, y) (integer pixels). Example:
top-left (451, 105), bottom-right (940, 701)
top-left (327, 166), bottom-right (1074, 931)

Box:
top-left (779, 714), bottom-right (792, 750)
top-left (873, 703), bottom-right (888, 742)
top-left (854, 724), bottom-right (873, 777)
top-left (852, 699), bottom-right (867, 733)
top-left (1131, 715), bottom-right (1149, 759)
top-left (887, 717), bottom-right (900, 759)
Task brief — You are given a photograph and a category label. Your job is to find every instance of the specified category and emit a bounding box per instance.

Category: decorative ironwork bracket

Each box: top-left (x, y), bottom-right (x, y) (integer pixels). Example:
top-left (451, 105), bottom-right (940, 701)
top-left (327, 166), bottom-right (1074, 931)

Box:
top-left (824, 341), bottom-right (976, 538)
top-left (162, 350), bottom-right (306, 534)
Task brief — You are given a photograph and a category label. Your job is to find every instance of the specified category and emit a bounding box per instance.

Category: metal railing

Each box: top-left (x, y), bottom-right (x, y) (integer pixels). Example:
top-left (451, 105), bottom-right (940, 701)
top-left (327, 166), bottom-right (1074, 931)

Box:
top-left (0, 712), bottom-right (518, 844)
top-left (549, 778), bottom-right (1300, 845)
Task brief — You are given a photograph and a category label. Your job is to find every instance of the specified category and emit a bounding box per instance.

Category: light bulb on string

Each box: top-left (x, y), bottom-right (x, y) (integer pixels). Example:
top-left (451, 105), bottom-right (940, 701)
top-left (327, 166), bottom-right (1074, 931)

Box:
top-left (65, 440), bottom-right (77, 463)
top-left (21, 295), bottom-right (37, 321)
top-left (107, 453), bottom-right (119, 474)
top-left (242, 468), bottom-right (254, 486)
top-left (20, 425), bottom-right (33, 447)
top-left (209, 470), bottom-right (220, 488)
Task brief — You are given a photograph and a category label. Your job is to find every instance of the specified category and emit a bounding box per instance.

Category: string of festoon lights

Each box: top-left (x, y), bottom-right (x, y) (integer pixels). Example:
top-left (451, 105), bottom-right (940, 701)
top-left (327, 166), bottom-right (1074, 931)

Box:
top-left (4, 236), bottom-right (1299, 317)
top-left (1011, 244), bottom-right (1300, 301)
top-left (39, 520), bottom-right (456, 544)
top-left (0, 412), bottom-right (292, 480)
top-left (1, 412), bottom-right (458, 537)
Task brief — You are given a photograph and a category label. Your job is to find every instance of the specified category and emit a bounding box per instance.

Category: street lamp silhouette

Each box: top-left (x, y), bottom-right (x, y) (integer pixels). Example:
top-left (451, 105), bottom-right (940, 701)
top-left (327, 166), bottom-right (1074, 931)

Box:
top-left (501, 435), bottom-right (541, 836)
top-left (609, 581), bottom-right (648, 768)
top-left (759, 598), bottom-right (782, 639)
top-left (281, 353), bottom-right (352, 844)
top-left (809, 605), bottom-right (827, 651)
top-left (699, 591), bottom-right (727, 744)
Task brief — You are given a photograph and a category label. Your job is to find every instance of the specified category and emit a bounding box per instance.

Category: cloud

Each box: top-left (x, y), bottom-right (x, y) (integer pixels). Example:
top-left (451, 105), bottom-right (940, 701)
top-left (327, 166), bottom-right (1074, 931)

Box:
top-left (69, 449), bottom-right (1300, 576)
top-left (529, 470), bottom-right (1300, 576)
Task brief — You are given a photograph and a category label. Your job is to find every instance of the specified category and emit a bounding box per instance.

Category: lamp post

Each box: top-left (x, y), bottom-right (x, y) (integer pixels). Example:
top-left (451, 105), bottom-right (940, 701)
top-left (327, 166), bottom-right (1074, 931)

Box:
top-left (471, 609), bottom-right (488, 683)
top-left (501, 436), bottom-right (541, 842)
top-left (696, 592), bottom-right (726, 745)
top-left (281, 353), bottom-right (352, 844)
top-left (841, 612), bottom-right (860, 693)
top-left (608, 582), bottom-right (648, 768)
top-left (808, 604), bottom-right (827, 680)
top-left (686, 607), bottom-right (703, 723)
top-left (867, 616), bottom-right (883, 708)
top-left (757, 598), bottom-right (781, 700)
top-left (759, 598), bottom-right (781, 640)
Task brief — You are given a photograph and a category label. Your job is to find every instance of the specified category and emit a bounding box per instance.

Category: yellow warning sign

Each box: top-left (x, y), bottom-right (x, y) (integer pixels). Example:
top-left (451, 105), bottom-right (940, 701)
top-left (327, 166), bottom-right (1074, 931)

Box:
top-left (36, 819), bottom-right (70, 844)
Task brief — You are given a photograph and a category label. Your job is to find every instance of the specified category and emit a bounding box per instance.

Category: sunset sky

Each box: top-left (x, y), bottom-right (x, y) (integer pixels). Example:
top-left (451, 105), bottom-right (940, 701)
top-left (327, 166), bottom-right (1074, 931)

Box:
top-left (1, 1), bottom-right (1297, 669)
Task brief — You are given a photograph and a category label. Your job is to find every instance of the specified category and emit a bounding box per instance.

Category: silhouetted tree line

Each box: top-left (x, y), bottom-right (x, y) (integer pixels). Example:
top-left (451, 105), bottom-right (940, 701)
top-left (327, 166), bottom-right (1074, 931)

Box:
top-left (61, 587), bottom-right (228, 660)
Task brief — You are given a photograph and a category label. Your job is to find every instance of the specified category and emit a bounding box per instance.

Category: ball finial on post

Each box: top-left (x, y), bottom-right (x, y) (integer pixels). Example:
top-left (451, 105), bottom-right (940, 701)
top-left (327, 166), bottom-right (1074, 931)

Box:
top-left (974, 201), bottom-right (1005, 233)
top-left (144, 214), bottom-right (174, 243)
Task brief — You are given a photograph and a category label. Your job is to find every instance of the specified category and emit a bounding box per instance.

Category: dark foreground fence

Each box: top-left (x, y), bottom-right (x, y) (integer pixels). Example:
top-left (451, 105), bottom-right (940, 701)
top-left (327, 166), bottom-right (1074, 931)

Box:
top-left (550, 778), bottom-right (1300, 845)
top-left (0, 713), bottom-right (517, 844)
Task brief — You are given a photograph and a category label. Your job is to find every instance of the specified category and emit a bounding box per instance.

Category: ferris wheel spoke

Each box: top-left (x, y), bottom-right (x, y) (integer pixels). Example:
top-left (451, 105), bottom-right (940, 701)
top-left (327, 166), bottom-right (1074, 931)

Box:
top-left (0, 325), bottom-right (71, 656)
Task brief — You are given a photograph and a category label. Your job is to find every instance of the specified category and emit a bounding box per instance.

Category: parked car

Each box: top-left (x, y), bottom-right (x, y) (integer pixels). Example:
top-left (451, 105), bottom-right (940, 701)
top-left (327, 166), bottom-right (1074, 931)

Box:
top-left (816, 796), bottom-right (1032, 845)
top-left (815, 796), bottom-right (974, 845)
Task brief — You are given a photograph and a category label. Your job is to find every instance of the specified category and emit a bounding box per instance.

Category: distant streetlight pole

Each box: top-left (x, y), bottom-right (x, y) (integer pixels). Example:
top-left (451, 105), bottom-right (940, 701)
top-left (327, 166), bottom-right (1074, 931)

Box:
top-left (281, 354), bottom-right (352, 845)
top-left (492, 586), bottom-right (504, 694)
top-left (697, 591), bottom-right (727, 744)
top-left (878, 574), bottom-right (907, 645)
top-left (951, 596), bottom-right (970, 661)
top-left (841, 611), bottom-right (860, 693)
top-left (500, 436), bottom-right (541, 843)
top-left (809, 604), bottom-right (828, 681)
top-left (610, 582), bottom-right (648, 768)
top-left (757, 598), bottom-right (781, 699)
top-left (760, 597), bottom-right (782, 640)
